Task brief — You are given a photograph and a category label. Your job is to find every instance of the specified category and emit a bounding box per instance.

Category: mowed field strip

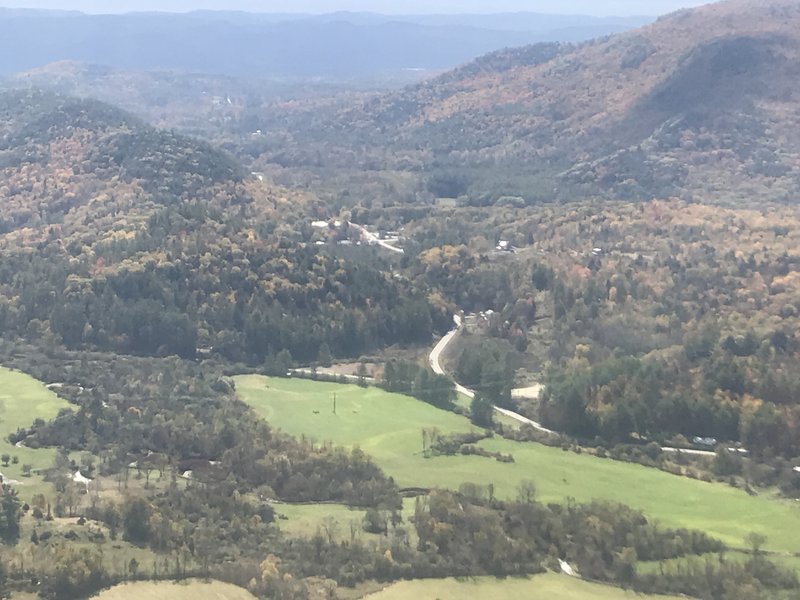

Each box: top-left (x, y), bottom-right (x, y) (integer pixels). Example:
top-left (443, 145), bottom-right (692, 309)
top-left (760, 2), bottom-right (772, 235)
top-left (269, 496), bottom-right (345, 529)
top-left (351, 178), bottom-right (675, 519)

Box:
top-left (361, 573), bottom-right (685, 600)
top-left (235, 376), bottom-right (800, 554)
top-left (90, 580), bottom-right (256, 600)
top-left (0, 367), bottom-right (72, 499)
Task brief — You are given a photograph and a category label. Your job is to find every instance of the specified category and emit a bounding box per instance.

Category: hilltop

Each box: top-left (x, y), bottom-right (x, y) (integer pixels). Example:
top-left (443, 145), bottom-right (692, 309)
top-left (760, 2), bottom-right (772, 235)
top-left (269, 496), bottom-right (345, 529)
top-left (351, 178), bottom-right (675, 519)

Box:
top-left (0, 89), bottom-right (243, 234)
top-left (0, 90), bottom-right (444, 363)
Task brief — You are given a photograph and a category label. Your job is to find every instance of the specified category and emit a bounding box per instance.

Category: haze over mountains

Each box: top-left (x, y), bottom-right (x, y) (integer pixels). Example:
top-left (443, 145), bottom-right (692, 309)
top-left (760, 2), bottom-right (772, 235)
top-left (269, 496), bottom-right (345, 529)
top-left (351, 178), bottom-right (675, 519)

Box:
top-left (0, 8), bottom-right (651, 79)
top-left (0, 0), bottom-right (710, 15)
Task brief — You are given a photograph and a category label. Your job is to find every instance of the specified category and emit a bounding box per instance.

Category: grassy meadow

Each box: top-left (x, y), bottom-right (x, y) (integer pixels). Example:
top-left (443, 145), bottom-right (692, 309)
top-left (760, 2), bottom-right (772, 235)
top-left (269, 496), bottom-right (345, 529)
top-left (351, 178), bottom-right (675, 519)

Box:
top-left (90, 580), bottom-right (256, 600)
top-left (235, 375), bottom-right (800, 554)
top-left (275, 497), bottom-right (418, 545)
top-left (0, 367), bottom-right (73, 499)
top-left (359, 573), bottom-right (685, 600)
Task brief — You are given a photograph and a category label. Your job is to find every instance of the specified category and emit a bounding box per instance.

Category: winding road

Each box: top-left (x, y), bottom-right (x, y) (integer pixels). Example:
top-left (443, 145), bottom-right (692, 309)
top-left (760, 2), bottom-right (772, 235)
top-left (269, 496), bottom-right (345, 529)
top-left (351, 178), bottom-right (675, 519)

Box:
top-left (355, 220), bottom-right (738, 457)
top-left (427, 315), bottom-right (733, 457)
top-left (342, 221), bottom-right (732, 458)
top-left (428, 316), bottom-right (554, 434)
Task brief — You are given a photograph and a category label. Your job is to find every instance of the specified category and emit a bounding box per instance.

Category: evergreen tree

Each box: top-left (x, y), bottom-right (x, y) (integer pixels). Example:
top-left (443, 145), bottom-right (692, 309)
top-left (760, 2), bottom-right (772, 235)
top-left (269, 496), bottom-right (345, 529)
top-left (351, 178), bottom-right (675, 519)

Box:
top-left (0, 485), bottom-right (21, 544)
top-left (317, 342), bottom-right (333, 368)
top-left (470, 393), bottom-right (494, 428)
top-left (122, 498), bottom-right (151, 546)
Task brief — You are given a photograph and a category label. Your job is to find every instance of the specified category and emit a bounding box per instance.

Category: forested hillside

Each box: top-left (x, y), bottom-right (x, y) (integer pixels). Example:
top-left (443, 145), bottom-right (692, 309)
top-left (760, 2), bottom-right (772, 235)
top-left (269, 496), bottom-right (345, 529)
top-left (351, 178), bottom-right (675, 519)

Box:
top-left (228, 0), bottom-right (800, 205)
top-left (0, 90), bottom-right (445, 364)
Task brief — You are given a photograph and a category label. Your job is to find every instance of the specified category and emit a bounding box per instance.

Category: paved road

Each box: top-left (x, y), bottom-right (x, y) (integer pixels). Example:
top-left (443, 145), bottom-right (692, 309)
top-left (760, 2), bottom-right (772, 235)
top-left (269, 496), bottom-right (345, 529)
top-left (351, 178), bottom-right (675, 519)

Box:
top-left (427, 314), bottom-right (742, 453)
top-left (290, 368), bottom-right (375, 385)
top-left (350, 223), bottom-right (405, 254)
top-left (428, 316), bottom-right (554, 434)
top-left (427, 317), bottom-right (459, 377)
top-left (661, 447), bottom-right (720, 458)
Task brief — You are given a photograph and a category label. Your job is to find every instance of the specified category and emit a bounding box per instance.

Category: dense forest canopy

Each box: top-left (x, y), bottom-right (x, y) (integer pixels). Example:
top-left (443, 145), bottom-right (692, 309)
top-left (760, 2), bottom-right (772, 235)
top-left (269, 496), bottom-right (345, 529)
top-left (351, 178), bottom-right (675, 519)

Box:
top-left (382, 200), bottom-right (800, 460)
top-left (0, 90), bottom-right (447, 364)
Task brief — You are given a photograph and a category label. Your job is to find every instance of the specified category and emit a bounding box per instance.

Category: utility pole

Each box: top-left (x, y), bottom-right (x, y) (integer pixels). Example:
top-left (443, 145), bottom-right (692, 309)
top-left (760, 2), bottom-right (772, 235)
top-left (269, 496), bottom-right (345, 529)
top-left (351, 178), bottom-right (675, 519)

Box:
top-left (333, 393), bottom-right (337, 415)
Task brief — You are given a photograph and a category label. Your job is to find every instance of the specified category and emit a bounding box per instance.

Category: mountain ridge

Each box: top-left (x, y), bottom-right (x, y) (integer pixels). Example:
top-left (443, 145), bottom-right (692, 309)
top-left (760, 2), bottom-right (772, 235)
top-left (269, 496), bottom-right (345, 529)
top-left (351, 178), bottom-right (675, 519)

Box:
top-left (269, 0), bottom-right (800, 204)
top-left (0, 9), bottom-right (649, 80)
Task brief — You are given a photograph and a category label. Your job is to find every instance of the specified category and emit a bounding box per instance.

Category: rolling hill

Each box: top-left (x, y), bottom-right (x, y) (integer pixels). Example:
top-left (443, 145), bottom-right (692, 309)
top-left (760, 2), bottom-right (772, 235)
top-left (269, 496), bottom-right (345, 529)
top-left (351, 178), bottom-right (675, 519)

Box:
top-left (0, 90), bottom-right (445, 364)
top-left (0, 89), bottom-right (243, 234)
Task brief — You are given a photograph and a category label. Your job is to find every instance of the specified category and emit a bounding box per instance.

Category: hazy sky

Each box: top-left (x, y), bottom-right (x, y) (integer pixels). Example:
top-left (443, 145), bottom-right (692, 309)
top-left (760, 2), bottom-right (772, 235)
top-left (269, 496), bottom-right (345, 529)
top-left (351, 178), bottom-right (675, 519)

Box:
top-left (1, 1), bottom-right (714, 17)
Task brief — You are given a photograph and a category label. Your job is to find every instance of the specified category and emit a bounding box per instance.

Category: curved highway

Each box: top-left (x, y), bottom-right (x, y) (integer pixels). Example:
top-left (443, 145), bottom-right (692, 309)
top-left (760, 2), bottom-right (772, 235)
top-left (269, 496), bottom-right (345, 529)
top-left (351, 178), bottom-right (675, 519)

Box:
top-left (428, 315), bottom-right (554, 434)
top-left (428, 315), bottom-right (730, 456)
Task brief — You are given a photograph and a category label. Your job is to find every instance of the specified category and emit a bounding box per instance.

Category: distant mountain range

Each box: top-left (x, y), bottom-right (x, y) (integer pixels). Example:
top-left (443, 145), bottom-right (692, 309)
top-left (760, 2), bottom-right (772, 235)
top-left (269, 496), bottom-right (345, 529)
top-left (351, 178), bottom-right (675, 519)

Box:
top-left (185, 10), bottom-right (650, 32)
top-left (0, 8), bottom-right (651, 80)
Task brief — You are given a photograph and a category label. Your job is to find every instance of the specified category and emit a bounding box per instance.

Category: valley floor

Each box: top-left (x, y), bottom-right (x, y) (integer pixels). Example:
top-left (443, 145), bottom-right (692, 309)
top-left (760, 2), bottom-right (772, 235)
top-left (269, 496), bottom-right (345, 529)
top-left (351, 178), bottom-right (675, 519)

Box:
top-left (89, 580), bottom-right (256, 600)
top-left (235, 376), bottom-right (800, 555)
top-left (356, 573), bottom-right (685, 600)
top-left (0, 367), bottom-right (73, 500)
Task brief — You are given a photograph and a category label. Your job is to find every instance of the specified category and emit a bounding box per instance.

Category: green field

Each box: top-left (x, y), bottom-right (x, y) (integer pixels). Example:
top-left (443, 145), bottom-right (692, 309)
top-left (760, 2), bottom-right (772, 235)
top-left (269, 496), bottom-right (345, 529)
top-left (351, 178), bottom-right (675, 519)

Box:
top-left (0, 367), bottom-right (73, 499)
top-left (91, 580), bottom-right (256, 600)
top-left (235, 376), bottom-right (800, 554)
top-left (236, 375), bottom-right (475, 479)
top-left (360, 573), bottom-right (684, 600)
top-left (277, 502), bottom-right (371, 541)
top-left (276, 498), bottom-right (418, 545)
